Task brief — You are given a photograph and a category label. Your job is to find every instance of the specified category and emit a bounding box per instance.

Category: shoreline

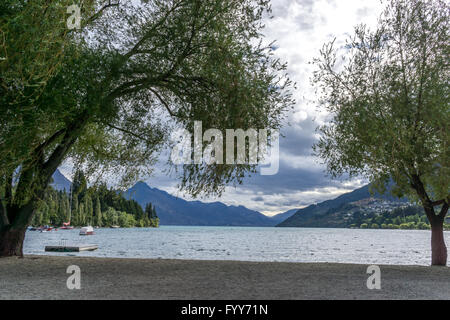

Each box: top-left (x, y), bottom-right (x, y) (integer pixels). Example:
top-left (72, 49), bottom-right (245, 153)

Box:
top-left (1, 255), bottom-right (449, 300)
top-left (18, 253), bottom-right (450, 267)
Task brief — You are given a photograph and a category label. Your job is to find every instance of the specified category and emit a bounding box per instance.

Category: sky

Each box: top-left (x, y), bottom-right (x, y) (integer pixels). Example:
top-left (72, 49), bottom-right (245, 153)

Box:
top-left (62, 0), bottom-right (385, 216)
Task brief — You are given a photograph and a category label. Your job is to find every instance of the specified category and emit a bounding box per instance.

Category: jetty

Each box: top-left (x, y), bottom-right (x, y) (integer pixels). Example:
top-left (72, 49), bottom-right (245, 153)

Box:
top-left (45, 245), bottom-right (98, 252)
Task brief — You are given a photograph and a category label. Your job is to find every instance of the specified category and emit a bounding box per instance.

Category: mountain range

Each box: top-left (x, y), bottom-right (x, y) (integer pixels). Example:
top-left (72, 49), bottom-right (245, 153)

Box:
top-left (50, 170), bottom-right (292, 226)
top-left (125, 182), bottom-right (283, 226)
top-left (277, 184), bottom-right (408, 228)
top-left (50, 169), bottom-right (410, 228)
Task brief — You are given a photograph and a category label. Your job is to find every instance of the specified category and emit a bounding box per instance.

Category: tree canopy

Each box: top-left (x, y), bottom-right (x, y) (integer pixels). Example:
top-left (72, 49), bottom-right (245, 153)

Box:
top-left (313, 0), bottom-right (448, 204)
top-left (1, 0), bottom-right (293, 197)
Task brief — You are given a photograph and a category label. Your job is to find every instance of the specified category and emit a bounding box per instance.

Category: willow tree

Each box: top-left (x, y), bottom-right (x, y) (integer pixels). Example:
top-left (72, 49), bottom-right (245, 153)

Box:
top-left (0, 0), bottom-right (293, 257)
top-left (313, 0), bottom-right (449, 266)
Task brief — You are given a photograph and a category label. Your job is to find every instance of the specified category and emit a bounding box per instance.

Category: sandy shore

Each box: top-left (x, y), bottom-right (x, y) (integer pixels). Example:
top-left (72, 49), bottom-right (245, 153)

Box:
top-left (0, 255), bottom-right (449, 300)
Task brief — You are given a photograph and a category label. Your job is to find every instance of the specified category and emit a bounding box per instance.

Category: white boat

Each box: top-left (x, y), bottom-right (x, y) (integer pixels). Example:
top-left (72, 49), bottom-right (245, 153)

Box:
top-left (79, 226), bottom-right (94, 236)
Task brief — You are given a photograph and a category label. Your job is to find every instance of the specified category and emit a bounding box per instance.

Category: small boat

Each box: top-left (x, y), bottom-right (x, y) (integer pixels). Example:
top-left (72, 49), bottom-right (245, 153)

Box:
top-left (61, 222), bottom-right (74, 230)
top-left (79, 226), bottom-right (94, 236)
top-left (110, 225), bottom-right (120, 229)
top-left (40, 225), bottom-right (54, 232)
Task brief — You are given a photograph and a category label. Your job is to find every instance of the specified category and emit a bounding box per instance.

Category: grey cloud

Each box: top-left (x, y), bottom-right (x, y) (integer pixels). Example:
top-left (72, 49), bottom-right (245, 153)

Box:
top-left (263, 202), bottom-right (282, 208)
top-left (251, 196), bottom-right (265, 202)
top-left (280, 119), bottom-right (319, 157)
top-left (356, 7), bottom-right (371, 19)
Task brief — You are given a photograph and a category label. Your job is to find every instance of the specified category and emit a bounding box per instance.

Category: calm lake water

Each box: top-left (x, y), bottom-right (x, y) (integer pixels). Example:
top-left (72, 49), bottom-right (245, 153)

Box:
top-left (24, 226), bottom-right (450, 266)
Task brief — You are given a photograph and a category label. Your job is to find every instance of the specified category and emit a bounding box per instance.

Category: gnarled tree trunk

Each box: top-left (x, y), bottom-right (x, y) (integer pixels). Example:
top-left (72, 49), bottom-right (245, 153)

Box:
top-left (0, 113), bottom-right (88, 258)
top-left (0, 226), bottom-right (27, 257)
top-left (430, 217), bottom-right (447, 266)
top-left (0, 204), bottom-right (36, 258)
top-left (412, 175), bottom-right (448, 266)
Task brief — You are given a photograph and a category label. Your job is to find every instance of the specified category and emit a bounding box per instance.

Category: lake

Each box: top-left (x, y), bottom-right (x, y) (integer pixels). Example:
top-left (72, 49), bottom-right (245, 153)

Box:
top-left (24, 226), bottom-right (450, 266)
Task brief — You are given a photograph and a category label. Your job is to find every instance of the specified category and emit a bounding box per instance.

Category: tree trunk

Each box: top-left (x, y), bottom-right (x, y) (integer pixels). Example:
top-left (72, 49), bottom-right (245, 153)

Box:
top-left (410, 174), bottom-right (448, 266)
top-left (430, 218), bottom-right (447, 266)
top-left (0, 226), bottom-right (27, 257)
top-left (0, 204), bottom-right (36, 258)
top-left (0, 113), bottom-right (88, 259)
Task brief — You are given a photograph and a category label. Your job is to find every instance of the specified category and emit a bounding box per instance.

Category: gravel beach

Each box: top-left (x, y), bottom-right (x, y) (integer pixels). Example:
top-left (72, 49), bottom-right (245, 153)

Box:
top-left (0, 255), bottom-right (449, 300)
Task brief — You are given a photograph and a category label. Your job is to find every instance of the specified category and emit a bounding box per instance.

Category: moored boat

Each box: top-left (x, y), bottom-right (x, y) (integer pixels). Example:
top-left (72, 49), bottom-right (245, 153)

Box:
top-left (39, 225), bottom-right (55, 232)
top-left (79, 226), bottom-right (94, 235)
top-left (61, 222), bottom-right (74, 230)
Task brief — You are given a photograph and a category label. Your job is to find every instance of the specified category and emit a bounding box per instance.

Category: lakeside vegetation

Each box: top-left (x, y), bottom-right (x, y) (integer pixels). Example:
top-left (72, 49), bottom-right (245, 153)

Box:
top-left (349, 206), bottom-right (450, 231)
top-left (31, 170), bottom-right (158, 228)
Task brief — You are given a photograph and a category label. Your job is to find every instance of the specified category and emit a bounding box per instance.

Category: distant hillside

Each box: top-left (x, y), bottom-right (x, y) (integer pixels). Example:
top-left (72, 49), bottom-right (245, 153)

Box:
top-left (125, 182), bottom-right (275, 227)
top-left (51, 169), bottom-right (72, 192)
top-left (269, 209), bottom-right (298, 224)
top-left (277, 184), bottom-right (409, 228)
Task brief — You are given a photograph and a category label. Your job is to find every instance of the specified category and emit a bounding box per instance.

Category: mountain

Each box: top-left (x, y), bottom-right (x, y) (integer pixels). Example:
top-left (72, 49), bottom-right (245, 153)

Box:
top-left (269, 209), bottom-right (299, 224)
top-left (277, 184), bottom-right (409, 228)
top-left (51, 169), bottom-right (72, 192)
top-left (125, 182), bottom-right (275, 227)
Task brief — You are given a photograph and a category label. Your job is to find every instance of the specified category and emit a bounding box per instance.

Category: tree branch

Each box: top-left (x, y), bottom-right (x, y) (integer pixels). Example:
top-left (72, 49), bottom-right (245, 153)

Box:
top-left (82, 0), bottom-right (121, 29)
top-left (42, 112), bottom-right (89, 176)
top-left (149, 88), bottom-right (177, 117)
top-left (33, 128), bottom-right (66, 156)
top-left (122, 0), bottom-right (186, 61)
top-left (410, 174), bottom-right (436, 222)
top-left (105, 77), bottom-right (161, 102)
top-left (0, 200), bottom-right (9, 228)
top-left (439, 201), bottom-right (449, 220)
top-left (105, 123), bottom-right (151, 142)
top-left (4, 172), bottom-right (13, 209)
top-left (432, 199), bottom-right (446, 207)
